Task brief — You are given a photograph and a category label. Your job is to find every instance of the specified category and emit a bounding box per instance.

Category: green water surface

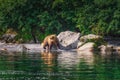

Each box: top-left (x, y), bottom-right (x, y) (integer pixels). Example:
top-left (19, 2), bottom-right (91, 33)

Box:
top-left (0, 50), bottom-right (120, 80)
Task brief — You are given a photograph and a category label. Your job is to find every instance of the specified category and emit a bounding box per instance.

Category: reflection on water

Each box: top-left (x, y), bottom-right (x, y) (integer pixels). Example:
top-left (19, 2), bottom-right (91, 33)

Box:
top-left (77, 51), bottom-right (94, 66)
top-left (58, 51), bottom-right (79, 68)
top-left (0, 50), bottom-right (120, 80)
top-left (41, 51), bottom-right (58, 72)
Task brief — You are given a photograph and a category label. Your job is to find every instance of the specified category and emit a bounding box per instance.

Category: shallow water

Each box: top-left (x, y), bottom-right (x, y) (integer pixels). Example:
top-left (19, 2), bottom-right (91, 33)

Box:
top-left (0, 50), bottom-right (120, 80)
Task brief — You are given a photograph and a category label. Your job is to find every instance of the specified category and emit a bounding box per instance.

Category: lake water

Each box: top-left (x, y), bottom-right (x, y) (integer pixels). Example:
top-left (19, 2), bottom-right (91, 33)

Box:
top-left (0, 50), bottom-right (120, 80)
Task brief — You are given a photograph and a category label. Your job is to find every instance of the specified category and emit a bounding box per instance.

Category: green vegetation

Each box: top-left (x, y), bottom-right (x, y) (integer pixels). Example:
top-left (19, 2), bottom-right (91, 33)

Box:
top-left (0, 0), bottom-right (120, 42)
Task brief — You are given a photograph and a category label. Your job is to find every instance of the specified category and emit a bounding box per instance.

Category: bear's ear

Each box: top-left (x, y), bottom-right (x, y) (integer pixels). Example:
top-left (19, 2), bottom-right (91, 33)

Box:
top-left (51, 34), bottom-right (56, 36)
top-left (50, 36), bottom-right (54, 39)
top-left (49, 34), bottom-right (56, 39)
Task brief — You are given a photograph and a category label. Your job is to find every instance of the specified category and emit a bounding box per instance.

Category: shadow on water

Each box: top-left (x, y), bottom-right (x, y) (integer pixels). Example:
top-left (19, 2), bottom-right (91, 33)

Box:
top-left (0, 50), bottom-right (120, 80)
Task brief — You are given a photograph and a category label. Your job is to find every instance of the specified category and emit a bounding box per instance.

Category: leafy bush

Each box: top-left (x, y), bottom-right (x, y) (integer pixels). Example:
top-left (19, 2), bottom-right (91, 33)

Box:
top-left (0, 0), bottom-right (119, 42)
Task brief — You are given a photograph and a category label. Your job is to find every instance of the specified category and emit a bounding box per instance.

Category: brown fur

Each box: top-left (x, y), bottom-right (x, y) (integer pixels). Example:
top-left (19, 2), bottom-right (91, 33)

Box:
top-left (42, 34), bottom-right (60, 50)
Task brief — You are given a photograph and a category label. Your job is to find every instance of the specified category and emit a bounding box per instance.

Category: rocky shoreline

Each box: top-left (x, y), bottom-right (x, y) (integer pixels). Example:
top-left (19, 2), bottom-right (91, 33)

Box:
top-left (0, 31), bottom-right (120, 53)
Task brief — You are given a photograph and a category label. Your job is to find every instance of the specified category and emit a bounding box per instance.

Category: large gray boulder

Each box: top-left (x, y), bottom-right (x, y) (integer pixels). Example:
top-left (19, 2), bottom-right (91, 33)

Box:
top-left (57, 31), bottom-right (81, 50)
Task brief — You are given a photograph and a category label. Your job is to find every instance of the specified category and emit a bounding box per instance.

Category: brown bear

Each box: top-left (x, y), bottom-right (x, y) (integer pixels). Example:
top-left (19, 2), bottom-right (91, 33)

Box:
top-left (41, 34), bottom-right (60, 50)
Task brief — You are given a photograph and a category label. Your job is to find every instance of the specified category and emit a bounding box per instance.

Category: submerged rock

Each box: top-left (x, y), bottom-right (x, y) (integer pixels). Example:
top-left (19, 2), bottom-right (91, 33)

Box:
top-left (57, 31), bottom-right (81, 50)
top-left (116, 47), bottom-right (120, 53)
top-left (98, 45), bottom-right (107, 54)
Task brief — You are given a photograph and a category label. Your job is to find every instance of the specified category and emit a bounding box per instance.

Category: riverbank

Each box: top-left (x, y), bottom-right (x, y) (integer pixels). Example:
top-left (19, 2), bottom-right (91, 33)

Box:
top-left (0, 42), bottom-right (119, 54)
top-left (0, 31), bottom-right (120, 53)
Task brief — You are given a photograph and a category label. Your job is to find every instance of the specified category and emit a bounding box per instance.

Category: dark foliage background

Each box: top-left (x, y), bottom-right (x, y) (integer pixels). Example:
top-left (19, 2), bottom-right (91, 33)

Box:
top-left (0, 0), bottom-right (120, 42)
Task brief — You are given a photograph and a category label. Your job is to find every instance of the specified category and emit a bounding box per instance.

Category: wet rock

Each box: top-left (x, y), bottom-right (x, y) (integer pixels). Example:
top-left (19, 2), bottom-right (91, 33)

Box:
top-left (98, 45), bottom-right (107, 54)
top-left (98, 44), bottom-right (119, 54)
top-left (77, 34), bottom-right (105, 51)
top-left (77, 42), bottom-right (84, 48)
top-left (103, 37), bottom-right (120, 53)
top-left (0, 44), bottom-right (23, 52)
top-left (116, 47), bottom-right (120, 53)
top-left (23, 44), bottom-right (43, 52)
top-left (0, 43), bottom-right (43, 52)
top-left (77, 42), bottom-right (95, 51)
top-left (57, 31), bottom-right (81, 50)
top-left (80, 34), bottom-right (102, 42)
top-left (112, 46), bottom-right (120, 53)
